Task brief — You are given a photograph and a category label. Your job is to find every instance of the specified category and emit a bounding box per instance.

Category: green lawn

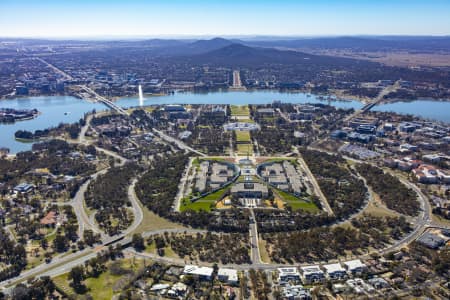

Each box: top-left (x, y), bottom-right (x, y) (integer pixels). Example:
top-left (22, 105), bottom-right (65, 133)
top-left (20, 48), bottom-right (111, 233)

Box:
top-left (237, 143), bottom-right (253, 156)
top-left (231, 105), bottom-right (250, 116)
top-left (275, 189), bottom-right (298, 202)
top-left (202, 187), bottom-right (227, 200)
top-left (180, 200), bottom-right (214, 212)
top-left (275, 189), bottom-right (319, 213)
top-left (53, 270), bottom-right (121, 300)
top-left (180, 187), bottom-right (229, 212)
top-left (235, 131), bottom-right (251, 143)
top-left (262, 157), bottom-right (297, 165)
top-left (53, 259), bottom-right (141, 300)
top-left (286, 201), bottom-right (319, 213)
top-left (239, 118), bottom-right (255, 123)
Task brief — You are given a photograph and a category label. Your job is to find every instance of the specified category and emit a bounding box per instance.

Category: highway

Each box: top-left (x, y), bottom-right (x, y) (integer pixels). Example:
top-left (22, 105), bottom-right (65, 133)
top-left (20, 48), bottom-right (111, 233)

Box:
top-left (70, 171), bottom-right (106, 238)
top-left (153, 128), bottom-right (206, 157)
top-left (122, 178), bottom-right (144, 236)
top-left (249, 209), bottom-right (263, 265)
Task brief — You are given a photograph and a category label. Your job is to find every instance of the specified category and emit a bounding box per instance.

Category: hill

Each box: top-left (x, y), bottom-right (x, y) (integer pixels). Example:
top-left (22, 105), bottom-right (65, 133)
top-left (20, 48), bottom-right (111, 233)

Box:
top-left (181, 43), bottom-right (375, 67)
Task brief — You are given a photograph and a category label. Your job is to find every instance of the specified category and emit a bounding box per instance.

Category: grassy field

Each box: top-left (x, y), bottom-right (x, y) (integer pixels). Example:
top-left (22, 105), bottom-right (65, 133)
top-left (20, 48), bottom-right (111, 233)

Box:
top-left (238, 118), bottom-right (255, 123)
top-left (180, 187), bottom-right (229, 211)
top-left (53, 259), bottom-right (142, 300)
top-left (235, 131), bottom-right (251, 143)
top-left (237, 143), bottom-right (253, 156)
top-left (231, 105), bottom-right (250, 116)
top-left (275, 190), bottom-right (320, 213)
top-left (363, 196), bottom-right (397, 218)
top-left (133, 204), bottom-right (184, 234)
top-left (180, 200), bottom-right (214, 212)
top-left (262, 157), bottom-right (298, 165)
top-left (286, 201), bottom-right (319, 213)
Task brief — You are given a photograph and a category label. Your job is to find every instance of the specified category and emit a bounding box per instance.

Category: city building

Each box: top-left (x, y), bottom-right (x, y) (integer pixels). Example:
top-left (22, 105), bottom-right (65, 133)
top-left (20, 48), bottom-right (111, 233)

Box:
top-left (230, 182), bottom-right (269, 200)
top-left (300, 266), bottom-right (325, 284)
top-left (323, 263), bottom-right (347, 281)
top-left (277, 267), bottom-right (301, 283)
top-left (281, 284), bottom-right (311, 300)
top-left (217, 268), bottom-right (239, 285)
top-left (417, 232), bottom-right (445, 249)
top-left (13, 183), bottom-right (35, 194)
top-left (183, 265), bottom-right (214, 281)
top-left (343, 260), bottom-right (367, 275)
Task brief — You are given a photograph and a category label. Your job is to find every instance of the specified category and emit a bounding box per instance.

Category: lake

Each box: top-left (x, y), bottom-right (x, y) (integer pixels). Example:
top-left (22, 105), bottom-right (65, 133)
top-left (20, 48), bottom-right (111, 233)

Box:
top-left (0, 91), bottom-right (449, 153)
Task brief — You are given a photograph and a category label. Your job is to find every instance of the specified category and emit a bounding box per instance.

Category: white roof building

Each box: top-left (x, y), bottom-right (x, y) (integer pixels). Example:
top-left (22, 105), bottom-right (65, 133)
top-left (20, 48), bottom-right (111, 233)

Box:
top-left (278, 267), bottom-right (301, 282)
top-left (150, 283), bottom-right (170, 291)
top-left (323, 263), bottom-right (346, 274)
top-left (218, 268), bottom-right (239, 284)
top-left (343, 260), bottom-right (367, 273)
top-left (301, 266), bottom-right (325, 283)
top-left (301, 266), bottom-right (323, 275)
top-left (323, 263), bottom-right (347, 280)
top-left (183, 265), bottom-right (214, 279)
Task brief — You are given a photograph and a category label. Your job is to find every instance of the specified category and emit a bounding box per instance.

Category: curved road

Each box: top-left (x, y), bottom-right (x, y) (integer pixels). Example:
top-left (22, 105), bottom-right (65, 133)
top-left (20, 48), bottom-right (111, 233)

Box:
top-left (0, 140), bottom-right (442, 290)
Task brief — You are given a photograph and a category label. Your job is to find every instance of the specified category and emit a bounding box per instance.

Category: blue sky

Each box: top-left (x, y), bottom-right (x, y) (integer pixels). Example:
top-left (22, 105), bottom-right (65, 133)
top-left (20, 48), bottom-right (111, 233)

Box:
top-left (1, 0), bottom-right (449, 38)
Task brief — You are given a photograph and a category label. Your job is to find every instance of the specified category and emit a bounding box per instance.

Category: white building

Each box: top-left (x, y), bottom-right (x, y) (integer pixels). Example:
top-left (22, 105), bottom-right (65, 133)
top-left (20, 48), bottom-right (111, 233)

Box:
top-left (323, 263), bottom-right (347, 281)
top-left (300, 266), bottom-right (325, 284)
top-left (343, 260), bottom-right (367, 275)
top-left (218, 268), bottom-right (239, 285)
top-left (183, 265), bottom-right (214, 280)
top-left (346, 278), bottom-right (374, 294)
top-left (278, 267), bottom-right (301, 283)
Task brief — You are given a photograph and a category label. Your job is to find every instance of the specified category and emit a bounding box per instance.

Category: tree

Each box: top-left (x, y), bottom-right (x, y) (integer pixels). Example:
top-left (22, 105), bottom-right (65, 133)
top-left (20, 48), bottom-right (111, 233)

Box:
top-left (53, 234), bottom-right (68, 252)
top-left (83, 229), bottom-right (99, 246)
top-left (69, 265), bottom-right (86, 292)
top-left (131, 233), bottom-right (145, 252)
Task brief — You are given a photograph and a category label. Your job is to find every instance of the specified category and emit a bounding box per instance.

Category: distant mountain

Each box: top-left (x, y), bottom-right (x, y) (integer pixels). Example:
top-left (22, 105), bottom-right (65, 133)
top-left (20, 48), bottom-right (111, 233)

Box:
top-left (181, 43), bottom-right (372, 67)
top-left (153, 37), bottom-right (238, 56)
top-left (244, 36), bottom-right (450, 52)
top-left (185, 37), bottom-right (235, 53)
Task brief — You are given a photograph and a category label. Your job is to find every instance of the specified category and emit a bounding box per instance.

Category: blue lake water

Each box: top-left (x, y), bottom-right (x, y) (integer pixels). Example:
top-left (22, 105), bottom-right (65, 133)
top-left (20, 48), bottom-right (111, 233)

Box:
top-left (0, 91), bottom-right (449, 153)
top-left (372, 100), bottom-right (450, 123)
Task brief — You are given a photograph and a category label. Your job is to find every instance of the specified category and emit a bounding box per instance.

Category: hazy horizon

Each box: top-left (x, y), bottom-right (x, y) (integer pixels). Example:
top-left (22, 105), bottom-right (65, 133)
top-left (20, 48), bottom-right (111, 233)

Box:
top-left (1, 0), bottom-right (450, 38)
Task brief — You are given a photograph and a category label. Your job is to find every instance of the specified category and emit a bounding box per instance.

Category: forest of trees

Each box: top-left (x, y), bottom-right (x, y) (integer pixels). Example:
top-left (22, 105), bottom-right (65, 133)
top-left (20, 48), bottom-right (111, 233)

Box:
top-left (150, 232), bottom-right (251, 264)
top-left (85, 163), bottom-right (141, 235)
top-left (135, 153), bottom-right (189, 218)
top-left (355, 163), bottom-right (420, 216)
top-left (0, 229), bottom-right (27, 282)
top-left (264, 214), bottom-right (412, 264)
top-left (300, 149), bottom-right (367, 220)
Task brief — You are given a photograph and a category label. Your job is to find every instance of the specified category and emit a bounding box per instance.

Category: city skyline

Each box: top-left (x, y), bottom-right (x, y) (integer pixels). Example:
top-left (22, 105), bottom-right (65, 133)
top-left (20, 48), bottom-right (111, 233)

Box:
top-left (1, 0), bottom-right (450, 38)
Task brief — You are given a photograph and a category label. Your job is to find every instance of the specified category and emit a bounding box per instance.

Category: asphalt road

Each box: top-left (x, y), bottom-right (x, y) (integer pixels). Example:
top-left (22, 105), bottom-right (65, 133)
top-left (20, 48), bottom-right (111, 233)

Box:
top-left (249, 209), bottom-right (263, 265)
top-left (153, 128), bottom-right (206, 157)
top-left (122, 178), bottom-right (144, 236)
top-left (1, 128), bottom-right (446, 290)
